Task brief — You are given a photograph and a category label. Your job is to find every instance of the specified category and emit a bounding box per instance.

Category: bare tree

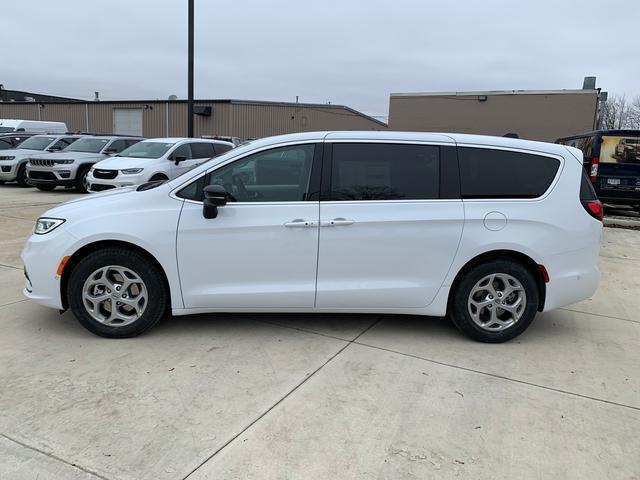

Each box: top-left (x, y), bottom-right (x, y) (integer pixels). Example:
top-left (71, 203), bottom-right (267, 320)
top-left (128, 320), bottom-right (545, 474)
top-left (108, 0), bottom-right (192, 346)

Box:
top-left (600, 94), bottom-right (640, 130)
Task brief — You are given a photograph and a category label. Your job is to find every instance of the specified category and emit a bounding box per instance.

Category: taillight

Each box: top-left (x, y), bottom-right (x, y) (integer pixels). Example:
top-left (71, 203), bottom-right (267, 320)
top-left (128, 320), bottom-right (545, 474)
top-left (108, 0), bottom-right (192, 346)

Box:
top-left (583, 199), bottom-right (603, 221)
top-left (589, 156), bottom-right (600, 182)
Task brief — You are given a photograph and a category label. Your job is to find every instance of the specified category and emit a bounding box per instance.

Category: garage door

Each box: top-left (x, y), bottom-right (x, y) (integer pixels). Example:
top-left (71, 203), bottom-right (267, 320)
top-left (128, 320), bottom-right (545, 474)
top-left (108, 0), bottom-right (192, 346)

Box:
top-left (113, 109), bottom-right (143, 136)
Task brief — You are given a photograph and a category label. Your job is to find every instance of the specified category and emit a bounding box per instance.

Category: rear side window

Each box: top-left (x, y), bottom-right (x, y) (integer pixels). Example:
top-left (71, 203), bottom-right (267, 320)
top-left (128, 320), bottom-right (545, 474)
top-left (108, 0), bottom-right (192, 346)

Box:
top-left (191, 143), bottom-right (215, 159)
top-left (459, 147), bottom-right (560, 199)
top-left (329, 143), bottom-right (439, 200)
top-left (213, 143), bottom-right (233, 155)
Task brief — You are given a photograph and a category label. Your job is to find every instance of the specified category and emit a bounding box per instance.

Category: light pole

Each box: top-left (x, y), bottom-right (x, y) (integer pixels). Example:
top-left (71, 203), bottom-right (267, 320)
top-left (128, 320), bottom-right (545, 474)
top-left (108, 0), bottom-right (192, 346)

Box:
top-left (187, 0), bottom-right (194, 137)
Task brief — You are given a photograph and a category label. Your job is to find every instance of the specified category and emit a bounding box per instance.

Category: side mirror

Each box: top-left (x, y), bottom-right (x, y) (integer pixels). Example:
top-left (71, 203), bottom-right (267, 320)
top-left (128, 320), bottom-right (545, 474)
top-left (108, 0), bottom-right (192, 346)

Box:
top-left (173, 155), bottom-right (187, 165)
top-left (202, 185), bottom-right (228, 219)
top-left (103, 148), bottom-right (117, 155)
top-left (47, 146), bottom-right (62, 152)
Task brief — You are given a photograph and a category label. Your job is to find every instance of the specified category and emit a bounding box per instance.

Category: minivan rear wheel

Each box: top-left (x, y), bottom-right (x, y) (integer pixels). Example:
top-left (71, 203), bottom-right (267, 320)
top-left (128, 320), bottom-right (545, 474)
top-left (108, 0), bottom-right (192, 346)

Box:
top-left (449, 259), bottom-right (539, 343)
top-left (67, 248), bottom-right (168, 338)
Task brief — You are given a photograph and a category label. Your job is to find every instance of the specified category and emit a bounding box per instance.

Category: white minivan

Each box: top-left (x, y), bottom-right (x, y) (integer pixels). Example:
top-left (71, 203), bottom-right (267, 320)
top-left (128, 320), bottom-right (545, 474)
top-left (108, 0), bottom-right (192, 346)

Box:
top-left (22, 132), bottom-right (602, 342)
top-left (0, 119), bottom-right (67, 134)
top-left (86, 137), bottom-right (234, 192)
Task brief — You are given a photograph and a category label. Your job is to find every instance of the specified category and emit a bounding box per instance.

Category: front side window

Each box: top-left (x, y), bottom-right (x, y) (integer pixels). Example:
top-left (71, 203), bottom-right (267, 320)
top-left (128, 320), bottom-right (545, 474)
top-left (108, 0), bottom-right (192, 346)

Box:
top-left (459, 147), bottom-right (560, 199)
top-left (177, 144), bottom-right (315, 202)
top-left (170, 143), bottom-right (193, 160)
top-left (329, 143), bottom-right (439, 200)
top-left (213, 143), bottom-right (233, 155)
top-left (106, 139), bottom-right (129, 153)
top-left (64, 137), bottom-right (111, 153)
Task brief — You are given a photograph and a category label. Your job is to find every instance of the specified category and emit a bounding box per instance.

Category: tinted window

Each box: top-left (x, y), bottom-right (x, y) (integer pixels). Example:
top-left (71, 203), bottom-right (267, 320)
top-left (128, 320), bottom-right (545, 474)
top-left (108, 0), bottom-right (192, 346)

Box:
top-left (0, 138), bottom-right (12, 149)
top-left (178, 144), bottom-right (315, 202)
top-left (329, 143), bottom-right (439, 200)
top-left (213, 143), bottom-right (233, 155)
top-left (107, 139), bottom-right (129, 153)
top-left (459, 147), bottom-right (560, 199)
top-left (580, 169), bottom-right (598, 201)
top-left (190, 143), bottom-right (215, 159)
top-left (170, 143), bottom-right (192, 160)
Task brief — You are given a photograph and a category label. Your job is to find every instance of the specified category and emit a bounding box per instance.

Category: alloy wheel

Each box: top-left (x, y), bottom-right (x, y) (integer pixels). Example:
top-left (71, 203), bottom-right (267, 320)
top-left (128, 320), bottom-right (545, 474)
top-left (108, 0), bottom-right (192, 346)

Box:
top-left (82, 265), bottom-right (148, 326)
top-left (467, 273), bottom-right (527, 331)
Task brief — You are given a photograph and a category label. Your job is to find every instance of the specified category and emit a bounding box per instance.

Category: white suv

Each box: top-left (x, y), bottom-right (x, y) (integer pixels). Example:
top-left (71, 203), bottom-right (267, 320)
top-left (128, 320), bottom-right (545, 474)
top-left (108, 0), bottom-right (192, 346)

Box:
top-left (0, 134), bottom-right (82, 187)
top-left (27, 136), bottom-right (142, 192)
top-left (87, 137), bottom-right (234, 192)
top-left (21, 132), bottom-right (602, 342)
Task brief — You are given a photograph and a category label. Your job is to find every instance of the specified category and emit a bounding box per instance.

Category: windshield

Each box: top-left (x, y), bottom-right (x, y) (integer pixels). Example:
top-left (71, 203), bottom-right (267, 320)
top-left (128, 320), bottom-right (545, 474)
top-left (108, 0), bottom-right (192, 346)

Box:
top-left (63, 137), bottom-right (111, 153)
top-left (118, 141), bottom-right (175, 159)
top-left (0, 138), bottom-right (13, 149)
top-left (17, 136), bottom-right (57, 150)
top-left (0, 127), bottom-right (15, 133)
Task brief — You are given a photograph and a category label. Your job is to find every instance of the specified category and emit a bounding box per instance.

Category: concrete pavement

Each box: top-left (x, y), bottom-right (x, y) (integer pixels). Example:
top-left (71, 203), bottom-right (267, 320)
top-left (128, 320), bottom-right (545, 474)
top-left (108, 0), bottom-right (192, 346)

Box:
top-left (0, 185), bottom-right (638, 480)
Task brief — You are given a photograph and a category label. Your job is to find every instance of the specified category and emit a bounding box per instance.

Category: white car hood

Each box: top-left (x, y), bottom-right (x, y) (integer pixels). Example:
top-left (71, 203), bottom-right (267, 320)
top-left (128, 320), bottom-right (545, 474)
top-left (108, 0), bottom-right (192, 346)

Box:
top-left (44, 183), bottom-right (172, 220)
top-left (28, 151), bottom-right (106, 161)
top-left (93, 156), bottom-right (161, 170)
top-left (0, 148), bottom-right (46, 159)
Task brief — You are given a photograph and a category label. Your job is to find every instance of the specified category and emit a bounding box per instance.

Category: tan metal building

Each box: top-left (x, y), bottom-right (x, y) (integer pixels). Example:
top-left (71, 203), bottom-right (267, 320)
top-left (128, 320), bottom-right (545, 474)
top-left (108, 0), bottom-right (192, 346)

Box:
top-left (388, 89), bottom-right (599, 142)
top-left (0, 99), bottom-right (387, 139)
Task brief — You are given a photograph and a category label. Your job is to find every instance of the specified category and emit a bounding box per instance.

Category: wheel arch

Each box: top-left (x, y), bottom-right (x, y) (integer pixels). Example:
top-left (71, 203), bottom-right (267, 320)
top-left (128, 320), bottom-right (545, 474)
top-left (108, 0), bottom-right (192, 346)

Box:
top-left (60, 239), bottom-right (172, 311)
top-left (447, 249), bottom-right (546, 313)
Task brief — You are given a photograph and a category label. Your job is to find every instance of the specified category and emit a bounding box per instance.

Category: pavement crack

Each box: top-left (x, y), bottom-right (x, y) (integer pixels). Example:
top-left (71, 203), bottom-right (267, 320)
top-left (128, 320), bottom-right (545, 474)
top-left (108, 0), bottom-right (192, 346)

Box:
top-left (352, 341), bottom-right (640, 413)
top-left (0, 433), bottom-right (111, 480)
top-left (559, 307), bottom-right (640, 325)
top-left (181, 316), bottom-right (383, 480)
top-left (0, 262), bottom-right (22, 270)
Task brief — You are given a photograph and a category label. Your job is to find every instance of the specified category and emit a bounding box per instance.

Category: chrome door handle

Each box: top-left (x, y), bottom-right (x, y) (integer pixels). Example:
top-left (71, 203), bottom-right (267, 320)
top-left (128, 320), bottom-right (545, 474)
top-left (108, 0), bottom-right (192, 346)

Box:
top-left (320, 218), bottom-right (355, 227)
top-left (284, 219), bottom-right (317, 228)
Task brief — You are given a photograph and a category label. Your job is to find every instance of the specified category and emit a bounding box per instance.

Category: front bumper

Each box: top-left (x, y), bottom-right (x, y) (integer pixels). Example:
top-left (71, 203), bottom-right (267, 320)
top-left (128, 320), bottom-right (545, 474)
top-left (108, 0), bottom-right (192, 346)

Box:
top-left (0, 161), bottom-right (18, 181)
top-left (27, 165), bottom-right (77, 187)
top-left (88, 171), bottom-right (148, 192)
top-left (21, 227), bottom-right (77, 310)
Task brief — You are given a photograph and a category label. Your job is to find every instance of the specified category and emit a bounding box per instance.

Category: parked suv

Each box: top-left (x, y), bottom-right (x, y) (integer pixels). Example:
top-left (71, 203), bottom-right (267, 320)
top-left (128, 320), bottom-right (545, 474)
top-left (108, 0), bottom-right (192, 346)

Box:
top-left (87, 137), bottom-right (234, 192)
top-left (0, 134), bottom-right (82, 186)
top-left (27, 136), bottom-right (142, 192)
top-left (22, 132), bottom-right (602, 342)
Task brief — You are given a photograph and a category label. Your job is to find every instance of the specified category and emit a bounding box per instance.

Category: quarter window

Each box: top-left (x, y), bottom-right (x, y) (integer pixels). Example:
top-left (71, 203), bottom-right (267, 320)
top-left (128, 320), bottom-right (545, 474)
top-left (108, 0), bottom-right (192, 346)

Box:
top-left (458, 147), bottom-right (560, 199)
top-left (329, 143), bottom-right (439, 200)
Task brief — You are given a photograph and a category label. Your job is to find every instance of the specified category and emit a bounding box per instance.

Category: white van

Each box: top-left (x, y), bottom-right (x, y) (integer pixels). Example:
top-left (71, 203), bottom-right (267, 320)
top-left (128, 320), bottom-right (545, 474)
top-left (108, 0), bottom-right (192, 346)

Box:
top-left (22, 131), bottom-right (602, 342)
top-left (0, 119), bottom-right (67, 134)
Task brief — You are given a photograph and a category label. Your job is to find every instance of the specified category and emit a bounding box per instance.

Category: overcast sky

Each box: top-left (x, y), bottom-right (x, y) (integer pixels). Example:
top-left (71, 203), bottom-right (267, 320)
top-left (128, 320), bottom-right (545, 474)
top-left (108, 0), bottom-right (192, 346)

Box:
top-left (3, 0), bottom-right (639, 117)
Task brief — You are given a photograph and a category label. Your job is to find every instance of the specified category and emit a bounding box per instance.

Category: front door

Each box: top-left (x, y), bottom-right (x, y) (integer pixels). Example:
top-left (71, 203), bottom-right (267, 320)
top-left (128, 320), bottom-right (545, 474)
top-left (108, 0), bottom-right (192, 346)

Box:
top-left (176, 143), bottom-right (321, 308)
top-left (316, 142), bottom-right (464, 309)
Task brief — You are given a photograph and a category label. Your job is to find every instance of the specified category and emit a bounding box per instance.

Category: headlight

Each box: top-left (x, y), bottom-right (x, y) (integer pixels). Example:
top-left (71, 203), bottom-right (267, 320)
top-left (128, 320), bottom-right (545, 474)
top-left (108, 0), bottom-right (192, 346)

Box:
top-left (0, 156), bottom-right (15, 161)
top-left (121, 168), bottom-right (143, 174)
top-left (34, 217), bottom-right (65, 235)
top-left (54, 159), bottom-right (74, 165)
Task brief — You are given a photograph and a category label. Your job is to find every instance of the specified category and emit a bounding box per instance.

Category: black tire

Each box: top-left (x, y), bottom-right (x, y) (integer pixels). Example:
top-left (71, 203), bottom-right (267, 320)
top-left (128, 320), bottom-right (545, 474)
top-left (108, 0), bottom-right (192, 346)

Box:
top-left (76, 166), bottom-right (90, 193)
top-left (36, 185), bottom-right (56, 192)
top-left (449, 259), bottom-right (539, 343)
top-left (67, 248), bottom-right (168, 338)
top-left (16, 163), bottom-right (31, 187)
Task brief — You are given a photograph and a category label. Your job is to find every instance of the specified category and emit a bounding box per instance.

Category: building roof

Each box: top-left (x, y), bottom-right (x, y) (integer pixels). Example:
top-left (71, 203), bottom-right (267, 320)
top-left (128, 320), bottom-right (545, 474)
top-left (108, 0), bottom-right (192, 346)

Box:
top-left (391, 89), bottom-right (598, 98)
top-left (0, 88), bottom-right (82, 103)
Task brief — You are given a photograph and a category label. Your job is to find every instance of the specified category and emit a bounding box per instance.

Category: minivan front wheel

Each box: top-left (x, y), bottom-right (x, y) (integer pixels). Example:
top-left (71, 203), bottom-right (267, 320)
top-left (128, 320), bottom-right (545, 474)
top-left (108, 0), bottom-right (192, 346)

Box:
top-left (67, 248), bottom-right (168, 337)
top-left (450, 259), bottom-right (539, 343)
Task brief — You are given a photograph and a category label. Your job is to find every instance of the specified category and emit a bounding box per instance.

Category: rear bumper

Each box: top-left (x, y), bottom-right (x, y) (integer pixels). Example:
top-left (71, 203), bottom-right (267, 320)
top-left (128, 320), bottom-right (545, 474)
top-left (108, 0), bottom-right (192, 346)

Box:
top-left (541, 242), bottom-right (601, 312)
